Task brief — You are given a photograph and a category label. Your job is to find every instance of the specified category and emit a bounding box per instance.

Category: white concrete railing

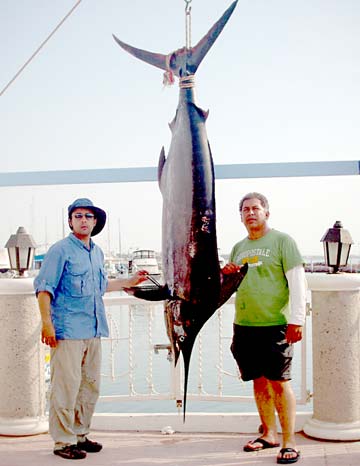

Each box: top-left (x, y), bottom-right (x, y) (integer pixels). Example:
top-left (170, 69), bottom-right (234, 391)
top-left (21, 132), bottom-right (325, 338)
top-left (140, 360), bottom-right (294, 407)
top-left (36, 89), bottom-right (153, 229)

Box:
top-left (304, 273), bottom-right (360, 440)
top-left (2, 271), bottom-right (360, 436)
top-left (99, 293), bottom-right (311, 409)
top-left (92, 292), bottom-right (312, 433)
top-left (0, 278), bottom-right (47, 436)
top-left (0, 277), bottom-right (312, 435)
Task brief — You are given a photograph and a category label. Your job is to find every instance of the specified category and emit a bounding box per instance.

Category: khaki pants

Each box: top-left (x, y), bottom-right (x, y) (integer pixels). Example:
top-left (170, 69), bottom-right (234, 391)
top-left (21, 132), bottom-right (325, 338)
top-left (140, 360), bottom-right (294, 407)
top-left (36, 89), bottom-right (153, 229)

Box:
top-left (49, 339), bottom-right (101, 449)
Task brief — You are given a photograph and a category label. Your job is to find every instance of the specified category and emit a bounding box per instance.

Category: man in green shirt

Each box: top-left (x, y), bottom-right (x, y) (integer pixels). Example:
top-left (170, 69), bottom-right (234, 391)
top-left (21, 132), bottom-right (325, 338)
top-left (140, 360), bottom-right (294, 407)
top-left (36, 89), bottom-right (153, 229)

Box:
top-left (223, 192), bottom-right (306, 464)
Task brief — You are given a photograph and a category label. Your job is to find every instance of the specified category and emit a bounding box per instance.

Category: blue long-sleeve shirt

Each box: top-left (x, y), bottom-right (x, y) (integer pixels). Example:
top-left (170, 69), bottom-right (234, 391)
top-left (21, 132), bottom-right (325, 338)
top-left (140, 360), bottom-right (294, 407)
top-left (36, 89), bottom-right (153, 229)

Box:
top-left (34, 233), bottom-right (109, 339)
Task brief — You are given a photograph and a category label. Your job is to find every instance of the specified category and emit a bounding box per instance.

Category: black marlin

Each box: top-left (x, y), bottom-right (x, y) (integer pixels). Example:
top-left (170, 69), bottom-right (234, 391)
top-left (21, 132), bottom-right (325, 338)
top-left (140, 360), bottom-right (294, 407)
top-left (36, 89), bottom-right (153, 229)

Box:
top-left (114, 0), bottom-right (247, 417)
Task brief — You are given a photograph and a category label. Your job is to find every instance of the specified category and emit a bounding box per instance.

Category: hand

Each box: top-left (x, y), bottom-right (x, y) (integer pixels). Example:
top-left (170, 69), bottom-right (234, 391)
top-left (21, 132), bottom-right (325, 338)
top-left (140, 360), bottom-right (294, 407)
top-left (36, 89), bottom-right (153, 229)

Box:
top-left (222, 262), bottom-right (242, 275)
top-left (126, 270), bottom-right (148, 287)
top-left (286, 324), bottom-right (303, 344)
top-left (41, 321), bottom-right (57, 348)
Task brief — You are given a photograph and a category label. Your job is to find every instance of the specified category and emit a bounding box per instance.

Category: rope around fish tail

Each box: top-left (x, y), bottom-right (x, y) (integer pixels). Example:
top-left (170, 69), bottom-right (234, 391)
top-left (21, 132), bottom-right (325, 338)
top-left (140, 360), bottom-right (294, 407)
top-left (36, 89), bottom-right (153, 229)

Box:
top-left (163, 64), bottom-right (196, 89)
top-left (179, 75), bottom-right (195, 89)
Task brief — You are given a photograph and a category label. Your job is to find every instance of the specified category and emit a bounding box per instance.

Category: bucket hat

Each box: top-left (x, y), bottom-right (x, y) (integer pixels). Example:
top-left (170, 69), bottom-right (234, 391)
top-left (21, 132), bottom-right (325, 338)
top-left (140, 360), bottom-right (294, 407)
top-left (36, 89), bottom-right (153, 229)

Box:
top-left (68, 198), bottom-right (106, 236)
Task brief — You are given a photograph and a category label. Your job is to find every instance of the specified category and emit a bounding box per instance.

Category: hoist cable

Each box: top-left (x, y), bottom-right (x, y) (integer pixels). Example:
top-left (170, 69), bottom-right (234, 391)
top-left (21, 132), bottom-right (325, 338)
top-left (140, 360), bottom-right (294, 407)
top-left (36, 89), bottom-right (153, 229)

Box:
top-left (0, 0), bottom-right (83, 97)
top-left (185, 0), bottom-right (192, 49)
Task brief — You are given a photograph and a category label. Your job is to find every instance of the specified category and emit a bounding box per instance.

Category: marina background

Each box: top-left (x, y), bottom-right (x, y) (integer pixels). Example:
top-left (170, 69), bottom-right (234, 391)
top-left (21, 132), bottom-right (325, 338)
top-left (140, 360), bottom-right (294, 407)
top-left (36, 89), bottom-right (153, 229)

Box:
top-left (1, 0), bottom-right (359, 258)
top-left (1, 177), bottom-right (360, 262)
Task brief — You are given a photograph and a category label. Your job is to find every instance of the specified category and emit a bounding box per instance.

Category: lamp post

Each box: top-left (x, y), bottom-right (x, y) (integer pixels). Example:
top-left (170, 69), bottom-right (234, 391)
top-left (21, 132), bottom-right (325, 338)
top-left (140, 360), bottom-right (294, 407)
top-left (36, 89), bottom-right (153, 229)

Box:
top-left (320, 221), bottom-right (353, 273)
top-left (4, 226), bottom-right (37, 277)
top-left (304, 221), bottom-right (360, 441)
top-left (0, 227), bottom-right (46, 435)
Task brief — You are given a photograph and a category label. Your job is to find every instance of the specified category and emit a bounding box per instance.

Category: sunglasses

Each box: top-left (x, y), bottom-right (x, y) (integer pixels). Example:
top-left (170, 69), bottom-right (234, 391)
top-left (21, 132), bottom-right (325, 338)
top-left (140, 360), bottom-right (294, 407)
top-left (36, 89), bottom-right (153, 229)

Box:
top-left (73, 213), bottom-right (95, 219)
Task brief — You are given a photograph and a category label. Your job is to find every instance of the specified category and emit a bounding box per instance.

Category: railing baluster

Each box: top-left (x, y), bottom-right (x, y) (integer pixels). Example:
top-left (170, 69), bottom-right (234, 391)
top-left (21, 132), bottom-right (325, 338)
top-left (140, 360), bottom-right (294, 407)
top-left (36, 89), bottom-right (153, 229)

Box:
top-left (128, 304), bottom-right (135, 395)
top-left (218, 308), bottom-right (224, 396)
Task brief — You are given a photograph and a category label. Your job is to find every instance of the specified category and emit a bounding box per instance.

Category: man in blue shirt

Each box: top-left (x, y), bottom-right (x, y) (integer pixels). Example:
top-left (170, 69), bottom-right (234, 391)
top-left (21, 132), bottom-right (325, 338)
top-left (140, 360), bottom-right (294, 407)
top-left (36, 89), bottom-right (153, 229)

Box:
top-left (34, 198), bottom-right (148, 460)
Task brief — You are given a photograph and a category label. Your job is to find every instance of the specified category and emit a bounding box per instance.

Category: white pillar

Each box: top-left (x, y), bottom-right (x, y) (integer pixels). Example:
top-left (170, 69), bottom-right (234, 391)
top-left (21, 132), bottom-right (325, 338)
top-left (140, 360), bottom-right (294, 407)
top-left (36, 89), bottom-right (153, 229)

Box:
top-left (0, 278), bottom-right (47, 435)
top-left (304, 273), bottom-right (360, 440)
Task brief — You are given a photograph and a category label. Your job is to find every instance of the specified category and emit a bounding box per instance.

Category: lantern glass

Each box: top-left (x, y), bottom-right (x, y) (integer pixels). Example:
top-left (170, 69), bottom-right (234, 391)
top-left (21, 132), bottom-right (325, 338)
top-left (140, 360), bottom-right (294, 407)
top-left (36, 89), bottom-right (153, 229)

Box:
top-left (339, 243), bottom-right (351, 267)
top-left (323, 242), bottom-right (339, 267)
top-left (7, 247), bottom-right (17, 270)
top-left (19, 247), bottom-right (30, 270)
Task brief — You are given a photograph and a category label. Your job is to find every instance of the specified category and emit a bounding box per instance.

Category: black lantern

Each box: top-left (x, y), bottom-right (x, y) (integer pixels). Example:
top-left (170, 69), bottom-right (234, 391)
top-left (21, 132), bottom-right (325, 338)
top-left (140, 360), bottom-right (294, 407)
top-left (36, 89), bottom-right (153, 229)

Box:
top-left (5, 226), bottom-right (37, 276)
top-left (320, 221), bottom-right (353, 273)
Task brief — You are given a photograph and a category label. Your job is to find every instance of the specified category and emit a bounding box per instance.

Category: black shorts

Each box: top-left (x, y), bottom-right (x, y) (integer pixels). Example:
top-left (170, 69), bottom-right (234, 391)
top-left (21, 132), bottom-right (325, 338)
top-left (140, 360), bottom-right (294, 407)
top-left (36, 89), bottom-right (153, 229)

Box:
top-left (230, 324), bottom-right (293, 382)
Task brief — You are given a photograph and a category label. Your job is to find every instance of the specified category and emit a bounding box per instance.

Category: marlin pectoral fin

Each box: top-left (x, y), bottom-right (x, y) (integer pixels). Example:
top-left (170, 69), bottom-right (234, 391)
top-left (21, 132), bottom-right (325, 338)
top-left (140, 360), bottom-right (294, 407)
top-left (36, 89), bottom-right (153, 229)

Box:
top-left (218, 262), bottom-right (248, 308)
top-left (158, 146), bottom-right (166, 187)
top-left (124, 284), bottom-right (170, 301)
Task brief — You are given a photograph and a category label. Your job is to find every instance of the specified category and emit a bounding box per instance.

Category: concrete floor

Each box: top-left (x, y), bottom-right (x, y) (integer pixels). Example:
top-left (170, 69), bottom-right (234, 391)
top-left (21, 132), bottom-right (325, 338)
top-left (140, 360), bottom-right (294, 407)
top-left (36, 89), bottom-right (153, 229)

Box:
top-left (1, 430), bottom-right (360, 466)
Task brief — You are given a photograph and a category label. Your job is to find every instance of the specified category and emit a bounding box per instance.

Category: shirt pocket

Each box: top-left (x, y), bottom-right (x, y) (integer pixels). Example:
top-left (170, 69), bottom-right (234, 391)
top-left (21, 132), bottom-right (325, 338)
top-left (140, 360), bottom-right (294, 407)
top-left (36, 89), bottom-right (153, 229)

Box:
top-left (64, 263), bottom-right (92, 297)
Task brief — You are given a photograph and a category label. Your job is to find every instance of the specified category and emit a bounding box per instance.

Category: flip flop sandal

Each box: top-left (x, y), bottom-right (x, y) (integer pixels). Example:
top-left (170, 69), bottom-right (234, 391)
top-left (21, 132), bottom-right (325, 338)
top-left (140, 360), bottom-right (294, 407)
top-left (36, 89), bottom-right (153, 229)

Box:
top-left (277, 447), bottom-right (301, 464)
top-left (243, 437), bottom-right (280, 452)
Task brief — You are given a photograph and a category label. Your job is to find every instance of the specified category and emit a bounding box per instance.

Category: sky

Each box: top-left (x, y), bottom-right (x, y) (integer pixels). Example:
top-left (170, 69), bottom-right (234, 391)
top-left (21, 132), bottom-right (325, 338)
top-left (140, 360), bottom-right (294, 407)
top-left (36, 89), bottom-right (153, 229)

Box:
top-left (1, 0), bottom-right (359, 258)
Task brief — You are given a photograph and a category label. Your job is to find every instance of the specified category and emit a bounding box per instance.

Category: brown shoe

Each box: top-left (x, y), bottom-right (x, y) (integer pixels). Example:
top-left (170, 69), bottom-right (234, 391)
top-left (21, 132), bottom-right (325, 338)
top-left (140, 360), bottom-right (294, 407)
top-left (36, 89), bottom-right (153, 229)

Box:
top-left (77, 437), bottom-right (103, 453)
top-left (54, 444), bottom-right (87, 460)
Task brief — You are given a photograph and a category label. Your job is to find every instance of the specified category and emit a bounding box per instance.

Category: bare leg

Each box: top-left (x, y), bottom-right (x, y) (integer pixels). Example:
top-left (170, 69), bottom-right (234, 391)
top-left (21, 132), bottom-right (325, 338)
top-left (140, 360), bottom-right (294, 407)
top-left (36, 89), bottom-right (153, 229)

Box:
top-left (254, 376), bottom-right (279, 443)
top-left (270, 379), bottom-right (299, 461)
top-left (244, 376), bottom-right (279, 449)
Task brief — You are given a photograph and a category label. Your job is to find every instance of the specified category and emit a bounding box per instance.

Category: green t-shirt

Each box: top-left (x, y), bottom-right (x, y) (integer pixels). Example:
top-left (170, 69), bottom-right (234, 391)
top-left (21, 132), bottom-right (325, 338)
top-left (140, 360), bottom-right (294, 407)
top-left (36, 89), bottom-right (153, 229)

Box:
top-left (229, 229), bottom-right (303, 326)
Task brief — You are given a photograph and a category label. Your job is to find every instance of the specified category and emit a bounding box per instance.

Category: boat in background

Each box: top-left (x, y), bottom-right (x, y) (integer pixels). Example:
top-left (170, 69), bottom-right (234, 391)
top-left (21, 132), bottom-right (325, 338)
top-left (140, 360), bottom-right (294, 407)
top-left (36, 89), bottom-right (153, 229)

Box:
top-left (128, 249), bottom-right (162, 286)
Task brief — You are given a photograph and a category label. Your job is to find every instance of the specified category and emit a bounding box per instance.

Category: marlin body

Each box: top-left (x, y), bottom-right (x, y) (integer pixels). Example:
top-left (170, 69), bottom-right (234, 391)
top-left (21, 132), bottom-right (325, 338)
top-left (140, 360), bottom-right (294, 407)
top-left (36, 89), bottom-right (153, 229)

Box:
top-left (114, 0), bottom-right (247, 415)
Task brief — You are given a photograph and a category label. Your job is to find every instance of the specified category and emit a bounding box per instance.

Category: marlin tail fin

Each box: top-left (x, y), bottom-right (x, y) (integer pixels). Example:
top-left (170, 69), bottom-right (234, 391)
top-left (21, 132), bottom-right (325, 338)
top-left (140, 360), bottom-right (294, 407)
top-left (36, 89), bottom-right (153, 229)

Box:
top-left (113, 1), bottom-right (238, 77)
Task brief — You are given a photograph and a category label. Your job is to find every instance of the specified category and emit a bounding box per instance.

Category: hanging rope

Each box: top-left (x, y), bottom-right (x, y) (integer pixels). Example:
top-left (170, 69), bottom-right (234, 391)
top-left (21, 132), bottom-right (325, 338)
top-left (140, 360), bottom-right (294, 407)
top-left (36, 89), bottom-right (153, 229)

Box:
top-left (163, 1), bottom-right (193, 87)
top-left (163, 53), bottom-right (175, 87)
top-left (0, 0), bottom-right (83, 97)
top-left (185, 0), bottom-right (192, 50)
